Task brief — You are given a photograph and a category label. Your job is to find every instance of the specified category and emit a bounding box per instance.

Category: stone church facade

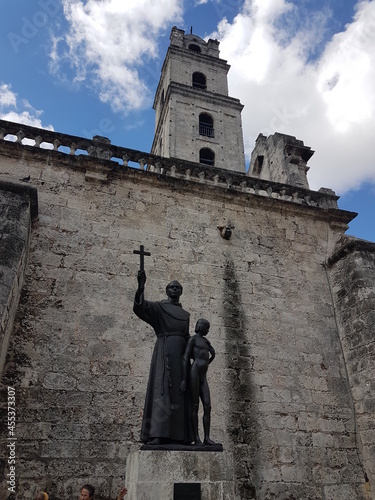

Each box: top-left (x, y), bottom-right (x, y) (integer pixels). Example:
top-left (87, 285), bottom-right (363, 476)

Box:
top-left (0, 27), bottom-right (374, 499)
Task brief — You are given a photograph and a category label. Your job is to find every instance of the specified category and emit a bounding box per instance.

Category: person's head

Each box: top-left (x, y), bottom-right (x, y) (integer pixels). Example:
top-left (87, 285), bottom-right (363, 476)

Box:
top-left (195, 318), bottom-right (210, 335)
top-left (34, 493), bottom-right (48, 500)
top-left (166, 280), bottom-right (183, 301)
top-left (80, 484), bottom-right (95, 500)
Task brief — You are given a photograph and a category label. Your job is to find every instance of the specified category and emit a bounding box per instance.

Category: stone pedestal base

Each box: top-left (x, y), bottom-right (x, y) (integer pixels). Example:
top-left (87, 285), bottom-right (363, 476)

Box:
top-left (125, 449), bottom-right (235, 499)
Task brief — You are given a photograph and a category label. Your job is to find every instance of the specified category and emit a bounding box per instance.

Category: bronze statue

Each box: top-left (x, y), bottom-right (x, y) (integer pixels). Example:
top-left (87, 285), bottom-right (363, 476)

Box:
top-left (133, 267), bottom-right (192, 445)
top-left (180, 318), bottom-right (216, 446)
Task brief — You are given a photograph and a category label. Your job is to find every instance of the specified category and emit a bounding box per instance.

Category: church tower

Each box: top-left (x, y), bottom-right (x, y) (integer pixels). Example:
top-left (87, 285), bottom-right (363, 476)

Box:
top-left (151, 27), bottom-right (246, 173)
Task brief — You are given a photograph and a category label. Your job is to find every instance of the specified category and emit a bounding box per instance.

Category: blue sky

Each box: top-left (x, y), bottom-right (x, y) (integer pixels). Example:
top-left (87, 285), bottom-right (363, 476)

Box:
top-left (1, 0), bottom-right (374, 242)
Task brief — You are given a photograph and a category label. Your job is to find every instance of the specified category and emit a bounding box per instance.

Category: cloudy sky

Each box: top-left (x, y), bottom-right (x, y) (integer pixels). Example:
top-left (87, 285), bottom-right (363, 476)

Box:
top-left (1, 0), bottom-right (374, 241)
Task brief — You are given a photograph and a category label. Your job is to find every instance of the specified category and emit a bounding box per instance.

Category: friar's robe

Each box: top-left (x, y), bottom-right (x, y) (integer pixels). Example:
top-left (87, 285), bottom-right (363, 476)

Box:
top-left (133, 296), bottom-right (192, 443)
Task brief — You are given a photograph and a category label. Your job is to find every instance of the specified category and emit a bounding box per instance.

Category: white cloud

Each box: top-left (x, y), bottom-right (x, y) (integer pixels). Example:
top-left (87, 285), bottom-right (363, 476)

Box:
top-left (51, 0), bottom-right (183, 113)
top-left (0, 83), bottom-right (53, 131)
top-left (0, 84), bottom-right (17, 107)
top-left (0, 111), bottom-right (53, 130)
top-left (211, 0), bottom-right (375, 194)
top-left (317, 2), bottom-right (375, 132)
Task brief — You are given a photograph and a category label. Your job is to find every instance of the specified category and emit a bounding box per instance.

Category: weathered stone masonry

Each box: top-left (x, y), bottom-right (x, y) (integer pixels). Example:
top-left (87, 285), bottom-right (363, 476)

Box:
top-left (0, 119), bottom-right (374, 499)
top-left (0, 181), bottom-right (38, 376)
top-left (327, 237), bottom-right (375, 494)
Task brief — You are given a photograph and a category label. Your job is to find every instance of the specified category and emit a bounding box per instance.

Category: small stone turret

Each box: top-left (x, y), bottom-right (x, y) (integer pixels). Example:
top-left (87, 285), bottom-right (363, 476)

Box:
top-left (169, 26), bottom-right (220, 57)
top-left (248, 132), bottom-right (314, 189)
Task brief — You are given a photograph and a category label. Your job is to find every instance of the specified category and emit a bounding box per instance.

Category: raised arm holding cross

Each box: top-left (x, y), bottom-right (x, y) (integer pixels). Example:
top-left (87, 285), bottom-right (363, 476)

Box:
top-left (133, 245), bottom-right (151, 303)
top-left (133, 244), bottom-right (151, 271)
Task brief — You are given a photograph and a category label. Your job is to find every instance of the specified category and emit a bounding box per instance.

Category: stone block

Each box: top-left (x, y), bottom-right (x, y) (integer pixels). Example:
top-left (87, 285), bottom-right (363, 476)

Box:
top-left (125, 450), bottom-right (234, 500)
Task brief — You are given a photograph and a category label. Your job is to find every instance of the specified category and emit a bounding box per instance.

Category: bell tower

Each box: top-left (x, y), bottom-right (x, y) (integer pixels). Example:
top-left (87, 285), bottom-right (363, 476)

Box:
top-left (151, 27), bottom-right (246, 173)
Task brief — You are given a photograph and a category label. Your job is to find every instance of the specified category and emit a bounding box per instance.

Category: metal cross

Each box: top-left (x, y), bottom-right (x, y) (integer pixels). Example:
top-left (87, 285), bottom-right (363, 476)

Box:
top-left (133, 244), bottom-right (151, 271)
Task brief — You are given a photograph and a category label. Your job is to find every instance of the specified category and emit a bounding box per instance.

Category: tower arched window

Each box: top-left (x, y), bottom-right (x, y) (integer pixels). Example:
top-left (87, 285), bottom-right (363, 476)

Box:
top-left (199, 113), bottom-right (214, 138)
top-left (192, 72), bottom-right (206, 90)
top-left (200, 148), bottom-right (215, 166)
top-left (189, 43), bottom-right (201, 53)
top-left (253, 155), bottom-right (264, 176)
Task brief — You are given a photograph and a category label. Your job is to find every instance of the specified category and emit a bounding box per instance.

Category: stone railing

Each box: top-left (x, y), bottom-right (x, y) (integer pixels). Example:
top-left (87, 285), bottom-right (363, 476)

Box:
top-left (0, 119), bottom-right (340, 209)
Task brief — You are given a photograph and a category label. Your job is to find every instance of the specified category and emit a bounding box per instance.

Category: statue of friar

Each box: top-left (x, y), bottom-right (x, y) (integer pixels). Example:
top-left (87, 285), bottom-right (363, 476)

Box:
top-left (133, 269), bottom-right (192, 445)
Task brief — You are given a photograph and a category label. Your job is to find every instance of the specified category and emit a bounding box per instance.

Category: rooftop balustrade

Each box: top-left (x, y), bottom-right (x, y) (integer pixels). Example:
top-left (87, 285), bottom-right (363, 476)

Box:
top-left (0, 118), bottom-right (340, 210)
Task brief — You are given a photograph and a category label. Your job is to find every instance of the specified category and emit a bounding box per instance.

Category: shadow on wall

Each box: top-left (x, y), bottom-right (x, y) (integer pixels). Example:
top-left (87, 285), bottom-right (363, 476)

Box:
top-left (222, 259), bottom-right (259, 498)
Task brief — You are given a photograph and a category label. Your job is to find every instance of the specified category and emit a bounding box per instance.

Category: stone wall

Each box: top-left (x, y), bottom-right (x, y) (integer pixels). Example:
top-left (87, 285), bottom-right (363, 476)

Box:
top-left (0, 181), bottom-right (38, 376)
top-left (327, 236), bottom-right (375, 494)
top-left (0, 130), bottom-right (372, 499)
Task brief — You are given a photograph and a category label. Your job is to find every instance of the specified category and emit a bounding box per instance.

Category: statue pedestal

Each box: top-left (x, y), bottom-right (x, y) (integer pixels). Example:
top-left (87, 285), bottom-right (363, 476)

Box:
top-left (125, 449), bottom-right (235, 499)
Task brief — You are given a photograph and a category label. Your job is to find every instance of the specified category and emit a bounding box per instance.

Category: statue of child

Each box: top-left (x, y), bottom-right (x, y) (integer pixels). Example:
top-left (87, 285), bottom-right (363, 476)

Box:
top-left (180, 318), bottom-right (216, 445)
